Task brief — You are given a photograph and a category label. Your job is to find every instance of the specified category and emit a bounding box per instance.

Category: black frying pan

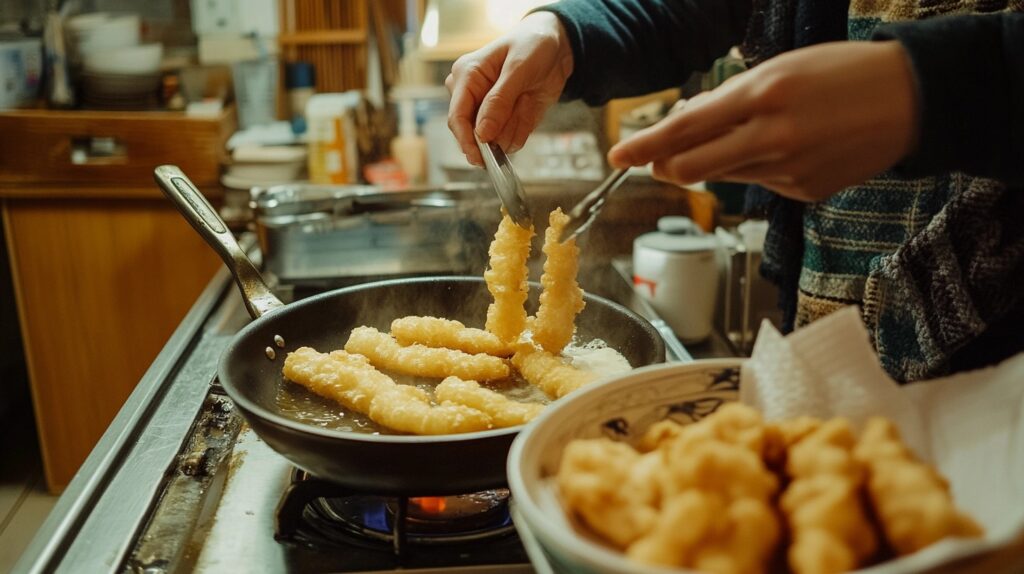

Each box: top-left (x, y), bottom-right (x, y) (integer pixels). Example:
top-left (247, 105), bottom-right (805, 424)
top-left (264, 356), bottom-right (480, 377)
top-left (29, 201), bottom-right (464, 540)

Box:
top-left (155, 165), bottom-right (666, 495)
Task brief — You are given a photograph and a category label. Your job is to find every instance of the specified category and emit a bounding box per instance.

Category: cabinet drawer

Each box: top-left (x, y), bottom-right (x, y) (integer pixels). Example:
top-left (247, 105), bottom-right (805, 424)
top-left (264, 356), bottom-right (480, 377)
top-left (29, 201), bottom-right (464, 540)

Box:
top-left (0, 107), bottom-right (235, 186)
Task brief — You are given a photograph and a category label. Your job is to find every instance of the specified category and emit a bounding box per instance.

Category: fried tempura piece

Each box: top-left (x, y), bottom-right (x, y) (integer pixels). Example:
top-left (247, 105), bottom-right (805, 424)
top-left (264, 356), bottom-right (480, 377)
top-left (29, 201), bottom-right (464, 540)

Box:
top-left (434, 376), bottom-right (545, 428)
top-left (764, 416), bottom-right (823, 470)
top-left (780, 418), bottom-right (879, 574)
top-left (638, 420), bottom-right (685, 452)
top-left (670, 402), bottom-right (770, 455)
top-left (557, 438), bottom-right (662, 548)
top-left (640, 404), bottom-right (770, 455)
top-left (391, 316), bottom-right (510, 356)
top-left (283, 347), bottom-right (493, 434)
top-left (344, 326), bottom-right (510, 381)
top-left (853, 418), bottom-right (983, 555)
top-left (629, 412), bottom-right (780, 573)
top-left (484, 212), bottom-right (534, 345)
top-left (530, 208), bottom-right (585, 354)
top-left (511, 342), bottom-right (596, 398)
top-left (629, 489), bottom-right (780, 574)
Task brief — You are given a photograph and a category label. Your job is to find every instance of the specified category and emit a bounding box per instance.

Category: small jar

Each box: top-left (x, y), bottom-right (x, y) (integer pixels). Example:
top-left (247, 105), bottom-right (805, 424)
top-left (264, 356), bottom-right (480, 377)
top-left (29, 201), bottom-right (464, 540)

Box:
top-left (285, 61), bottom-right (316, 133)
top-left (633, 216), bottom-right (721, 342)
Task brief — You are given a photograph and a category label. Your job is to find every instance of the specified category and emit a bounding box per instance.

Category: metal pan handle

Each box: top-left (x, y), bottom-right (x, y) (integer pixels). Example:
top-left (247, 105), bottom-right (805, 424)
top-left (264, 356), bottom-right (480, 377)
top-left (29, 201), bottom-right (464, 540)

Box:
top-left (154, 165), bottom-right (284, 319)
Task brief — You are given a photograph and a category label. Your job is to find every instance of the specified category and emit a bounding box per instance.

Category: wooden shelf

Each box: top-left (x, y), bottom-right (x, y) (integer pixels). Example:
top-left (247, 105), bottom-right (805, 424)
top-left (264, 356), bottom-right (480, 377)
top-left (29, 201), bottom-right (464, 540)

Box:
top-left (0, 106), bottom-right (235, 187)
top-left (0, 107), bottom-right (232, 492)
top-left (278, 29), bottom-right (367, 45)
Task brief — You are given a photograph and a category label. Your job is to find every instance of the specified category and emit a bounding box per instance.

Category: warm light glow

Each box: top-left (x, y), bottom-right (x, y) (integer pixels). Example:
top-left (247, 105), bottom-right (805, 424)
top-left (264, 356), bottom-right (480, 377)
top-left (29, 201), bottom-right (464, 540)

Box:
top-left (420, 4), bottom-right (439, 48)
top-left (410, 496), bottom-right (448, 514)
top-left (486, 0), bottom-right (555, 31)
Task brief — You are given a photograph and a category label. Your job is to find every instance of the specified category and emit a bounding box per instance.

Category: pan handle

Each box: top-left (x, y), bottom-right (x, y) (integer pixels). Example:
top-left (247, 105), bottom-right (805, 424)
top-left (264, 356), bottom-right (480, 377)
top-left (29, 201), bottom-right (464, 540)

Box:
top-left (154, 165), bottom-right (284, 319)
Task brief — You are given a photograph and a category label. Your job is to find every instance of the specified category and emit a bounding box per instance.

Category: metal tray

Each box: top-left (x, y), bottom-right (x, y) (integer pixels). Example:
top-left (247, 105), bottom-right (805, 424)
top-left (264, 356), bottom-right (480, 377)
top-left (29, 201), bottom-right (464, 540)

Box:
top-left (250, 183), bottom-right (501, 285)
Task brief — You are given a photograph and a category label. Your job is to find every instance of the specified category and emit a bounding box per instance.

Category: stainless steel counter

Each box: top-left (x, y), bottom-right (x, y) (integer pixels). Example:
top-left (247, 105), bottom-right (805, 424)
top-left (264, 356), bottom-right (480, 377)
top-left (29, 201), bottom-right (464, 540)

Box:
top-left (13, 265), bottom-right (241, 574)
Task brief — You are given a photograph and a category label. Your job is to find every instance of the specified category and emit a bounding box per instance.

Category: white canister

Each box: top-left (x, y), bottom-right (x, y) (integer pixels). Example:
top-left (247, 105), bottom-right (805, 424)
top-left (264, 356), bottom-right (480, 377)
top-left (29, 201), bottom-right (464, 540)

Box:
top-left (633, 217), bottom-right (720, 342)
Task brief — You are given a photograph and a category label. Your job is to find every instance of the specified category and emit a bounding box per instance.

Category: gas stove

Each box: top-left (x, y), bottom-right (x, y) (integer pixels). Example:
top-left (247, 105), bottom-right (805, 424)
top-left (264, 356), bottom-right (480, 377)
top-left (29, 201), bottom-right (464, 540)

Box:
top-left (13, 260), bottom-right (689, 574)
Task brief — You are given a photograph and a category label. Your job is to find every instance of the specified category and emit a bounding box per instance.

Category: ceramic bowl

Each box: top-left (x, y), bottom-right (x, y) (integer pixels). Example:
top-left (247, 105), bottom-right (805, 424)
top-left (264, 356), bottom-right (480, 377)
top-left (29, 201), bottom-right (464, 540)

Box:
top-left (83, 43), bottom-right (163, 75)
top-left (507, 359), bottom-right (743, 574)
top-left (71, 14), bottom-right (141, 51)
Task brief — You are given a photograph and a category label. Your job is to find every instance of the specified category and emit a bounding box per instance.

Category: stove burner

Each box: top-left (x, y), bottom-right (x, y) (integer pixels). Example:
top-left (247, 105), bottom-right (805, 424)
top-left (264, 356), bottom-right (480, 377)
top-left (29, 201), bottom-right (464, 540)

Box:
top-left (275, 469), bottom-right (519, 561)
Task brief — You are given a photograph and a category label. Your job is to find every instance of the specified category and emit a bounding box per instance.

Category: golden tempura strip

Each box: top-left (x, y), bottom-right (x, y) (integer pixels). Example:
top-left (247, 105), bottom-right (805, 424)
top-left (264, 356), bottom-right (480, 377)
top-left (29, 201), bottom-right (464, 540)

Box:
top-left (853, 418), bottom-right (983, 555)
top-left (435, 376), bottom-right (546, 428)
top-left (344, 326), bottom-right (511, 381)
top-left (511, 342), bottom-right (596, 399)
top-left (484, 212), bottom-right (534, 345)
top-left (282, 347), bottom-right (493, 434)
top-left (781, 418), bottom-right (879, 574)
top-left (391, 316), bottom-right (510, 357)
top-left (530, 208), bottom-right (585, 354)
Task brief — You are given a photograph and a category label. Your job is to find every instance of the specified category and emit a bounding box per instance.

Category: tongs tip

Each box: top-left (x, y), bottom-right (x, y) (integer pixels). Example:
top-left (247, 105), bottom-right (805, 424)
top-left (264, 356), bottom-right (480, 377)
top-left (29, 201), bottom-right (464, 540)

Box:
top-left (476, 137), bottom-right (533, 229)
top-left (557, 167), bottom-right (630, 243)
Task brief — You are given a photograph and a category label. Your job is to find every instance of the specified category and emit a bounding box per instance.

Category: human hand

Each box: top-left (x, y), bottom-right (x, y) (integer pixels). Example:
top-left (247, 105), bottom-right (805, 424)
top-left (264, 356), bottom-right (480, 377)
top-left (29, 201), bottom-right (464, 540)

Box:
top-left (446, 11), bottom-right (573, 166)
top-left (608, 41), bottom-right (919, 202)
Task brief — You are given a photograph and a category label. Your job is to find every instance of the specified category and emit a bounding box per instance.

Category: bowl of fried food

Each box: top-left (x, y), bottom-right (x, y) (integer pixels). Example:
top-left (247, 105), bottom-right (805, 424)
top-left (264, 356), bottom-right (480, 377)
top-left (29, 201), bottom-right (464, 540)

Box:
top-left (507, 361), bottom-right (987, 574)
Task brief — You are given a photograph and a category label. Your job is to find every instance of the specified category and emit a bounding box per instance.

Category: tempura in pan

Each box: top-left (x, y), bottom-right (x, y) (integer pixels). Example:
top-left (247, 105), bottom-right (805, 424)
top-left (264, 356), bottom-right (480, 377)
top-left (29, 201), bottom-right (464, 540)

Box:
top-left (484, 212), bottom-right (534, 345)
top-left (511, 342), bottom-right (597, 399)
top-left (283, 347), bottom-right (493, 435)
top-left (390, 316), bottom-right (510, 357)
top-left (434, 376), bottom-right (545, 427)
top-left (344, 326), bottom-right (511, 382)
top-left (530, 208), bottom-right (585, 354)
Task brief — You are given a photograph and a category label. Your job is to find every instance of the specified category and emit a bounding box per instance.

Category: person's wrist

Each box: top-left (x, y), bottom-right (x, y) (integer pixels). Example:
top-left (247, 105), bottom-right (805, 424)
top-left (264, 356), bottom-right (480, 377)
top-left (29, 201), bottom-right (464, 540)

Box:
top-left (524, 11), bottom-right (574, 80)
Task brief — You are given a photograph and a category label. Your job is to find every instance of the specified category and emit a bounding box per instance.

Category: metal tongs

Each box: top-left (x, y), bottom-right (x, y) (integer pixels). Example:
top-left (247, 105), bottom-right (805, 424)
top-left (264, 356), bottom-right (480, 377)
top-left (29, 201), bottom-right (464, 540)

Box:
top-left (557, 98), bottom-right (691, 242)
top-left (558, 167), bottom-right (630, 242)
top-left (476, 136), bottom-right (532, 228)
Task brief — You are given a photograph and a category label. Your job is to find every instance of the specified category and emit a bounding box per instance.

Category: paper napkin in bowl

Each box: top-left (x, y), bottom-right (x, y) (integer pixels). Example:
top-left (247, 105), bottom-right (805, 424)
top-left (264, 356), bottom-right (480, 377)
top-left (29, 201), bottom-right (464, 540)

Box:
top-left (739, 305), bottom-right (1024, 571)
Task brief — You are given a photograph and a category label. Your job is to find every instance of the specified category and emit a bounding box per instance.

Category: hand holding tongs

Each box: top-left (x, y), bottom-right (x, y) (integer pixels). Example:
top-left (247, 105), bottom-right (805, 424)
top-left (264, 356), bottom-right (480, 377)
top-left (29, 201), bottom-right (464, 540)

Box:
top-left (558, 167), bottom-right (631, 243)
top-left (476, 135), bottom-right (532, 229)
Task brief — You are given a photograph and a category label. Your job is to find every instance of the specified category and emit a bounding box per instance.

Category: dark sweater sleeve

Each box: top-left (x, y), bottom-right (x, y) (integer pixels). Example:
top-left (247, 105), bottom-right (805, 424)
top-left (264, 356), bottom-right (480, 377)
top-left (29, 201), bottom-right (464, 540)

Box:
top-left (534, 0), bottom-right (752, 106)
top-left (873, 13), bottom-right (1024, 185)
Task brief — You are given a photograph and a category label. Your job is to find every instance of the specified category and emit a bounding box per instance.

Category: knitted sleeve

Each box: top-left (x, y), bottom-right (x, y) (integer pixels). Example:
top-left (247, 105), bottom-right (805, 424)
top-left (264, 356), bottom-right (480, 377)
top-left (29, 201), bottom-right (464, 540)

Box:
top-left (863, 178), bottom-right (1024, 382)
top-left (534, 0), bottom-right (752, 106)
top-left (873, 13), bottom-right (1024, 185)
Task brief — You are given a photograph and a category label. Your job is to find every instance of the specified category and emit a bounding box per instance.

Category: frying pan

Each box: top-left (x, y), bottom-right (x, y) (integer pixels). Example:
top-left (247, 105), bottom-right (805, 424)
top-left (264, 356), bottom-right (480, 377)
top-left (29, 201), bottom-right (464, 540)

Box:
top-left (155, 165), bottom-right (666, 495)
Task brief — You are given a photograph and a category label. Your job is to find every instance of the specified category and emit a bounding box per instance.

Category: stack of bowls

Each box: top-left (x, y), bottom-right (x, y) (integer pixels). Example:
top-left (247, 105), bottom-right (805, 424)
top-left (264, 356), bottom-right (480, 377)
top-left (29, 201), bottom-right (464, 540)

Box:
top-left (66, 12), bottom-right (163, 109)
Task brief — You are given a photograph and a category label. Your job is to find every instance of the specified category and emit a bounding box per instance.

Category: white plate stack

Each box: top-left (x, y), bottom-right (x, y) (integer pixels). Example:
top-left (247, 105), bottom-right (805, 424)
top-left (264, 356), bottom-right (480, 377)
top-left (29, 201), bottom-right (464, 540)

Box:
top-left (66, 12), bottom-right (164, 109)
top-left (223, 145), bottom-right (309, 190)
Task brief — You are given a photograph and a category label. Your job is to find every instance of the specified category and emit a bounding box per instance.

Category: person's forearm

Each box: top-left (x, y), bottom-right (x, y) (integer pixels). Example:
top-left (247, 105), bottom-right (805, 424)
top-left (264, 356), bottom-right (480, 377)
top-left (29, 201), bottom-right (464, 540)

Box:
top-left (873, 13), bottom-right (1024, 184)
top-left (535, 0), bottom-right (752, 106)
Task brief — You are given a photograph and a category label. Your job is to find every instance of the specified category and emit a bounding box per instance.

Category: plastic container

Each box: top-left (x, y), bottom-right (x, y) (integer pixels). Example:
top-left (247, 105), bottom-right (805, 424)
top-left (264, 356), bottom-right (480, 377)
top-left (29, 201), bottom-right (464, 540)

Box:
top-left (305, 92), bottom-right (360, 184)
top-left (390, 97), bottom-right (426, 184)
top-left (232, 58), bottom-right (278, 129)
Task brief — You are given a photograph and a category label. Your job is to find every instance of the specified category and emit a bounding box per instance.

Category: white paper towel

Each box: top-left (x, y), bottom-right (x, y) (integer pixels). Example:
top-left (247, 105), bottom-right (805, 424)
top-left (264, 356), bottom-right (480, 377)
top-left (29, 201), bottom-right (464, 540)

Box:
top-left (739, 306), bottom-right (1024, 572)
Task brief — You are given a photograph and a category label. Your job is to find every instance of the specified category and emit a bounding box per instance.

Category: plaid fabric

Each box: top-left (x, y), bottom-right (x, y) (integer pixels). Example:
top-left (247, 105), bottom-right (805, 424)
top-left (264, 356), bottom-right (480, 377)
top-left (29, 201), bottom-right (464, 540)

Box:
top-left (795, 0), bottom-right (1023, 381)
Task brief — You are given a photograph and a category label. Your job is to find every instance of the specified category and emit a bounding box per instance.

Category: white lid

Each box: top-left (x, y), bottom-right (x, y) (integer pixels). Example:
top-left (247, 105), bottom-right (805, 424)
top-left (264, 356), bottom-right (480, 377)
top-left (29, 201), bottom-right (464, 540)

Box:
top-left (634, 216), bottom-right (719, 253)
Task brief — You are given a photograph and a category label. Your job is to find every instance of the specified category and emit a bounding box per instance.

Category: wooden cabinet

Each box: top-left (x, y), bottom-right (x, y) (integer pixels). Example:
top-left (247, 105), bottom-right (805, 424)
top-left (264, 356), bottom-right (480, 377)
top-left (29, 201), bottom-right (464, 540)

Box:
top-left (0, 108), bottom-right (234, 492)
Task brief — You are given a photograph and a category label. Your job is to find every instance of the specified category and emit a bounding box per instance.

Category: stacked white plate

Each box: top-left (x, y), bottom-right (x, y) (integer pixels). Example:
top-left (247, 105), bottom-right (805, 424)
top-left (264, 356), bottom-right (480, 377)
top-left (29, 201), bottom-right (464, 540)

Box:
top-left (66, 12), bottom-right (163, 109)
